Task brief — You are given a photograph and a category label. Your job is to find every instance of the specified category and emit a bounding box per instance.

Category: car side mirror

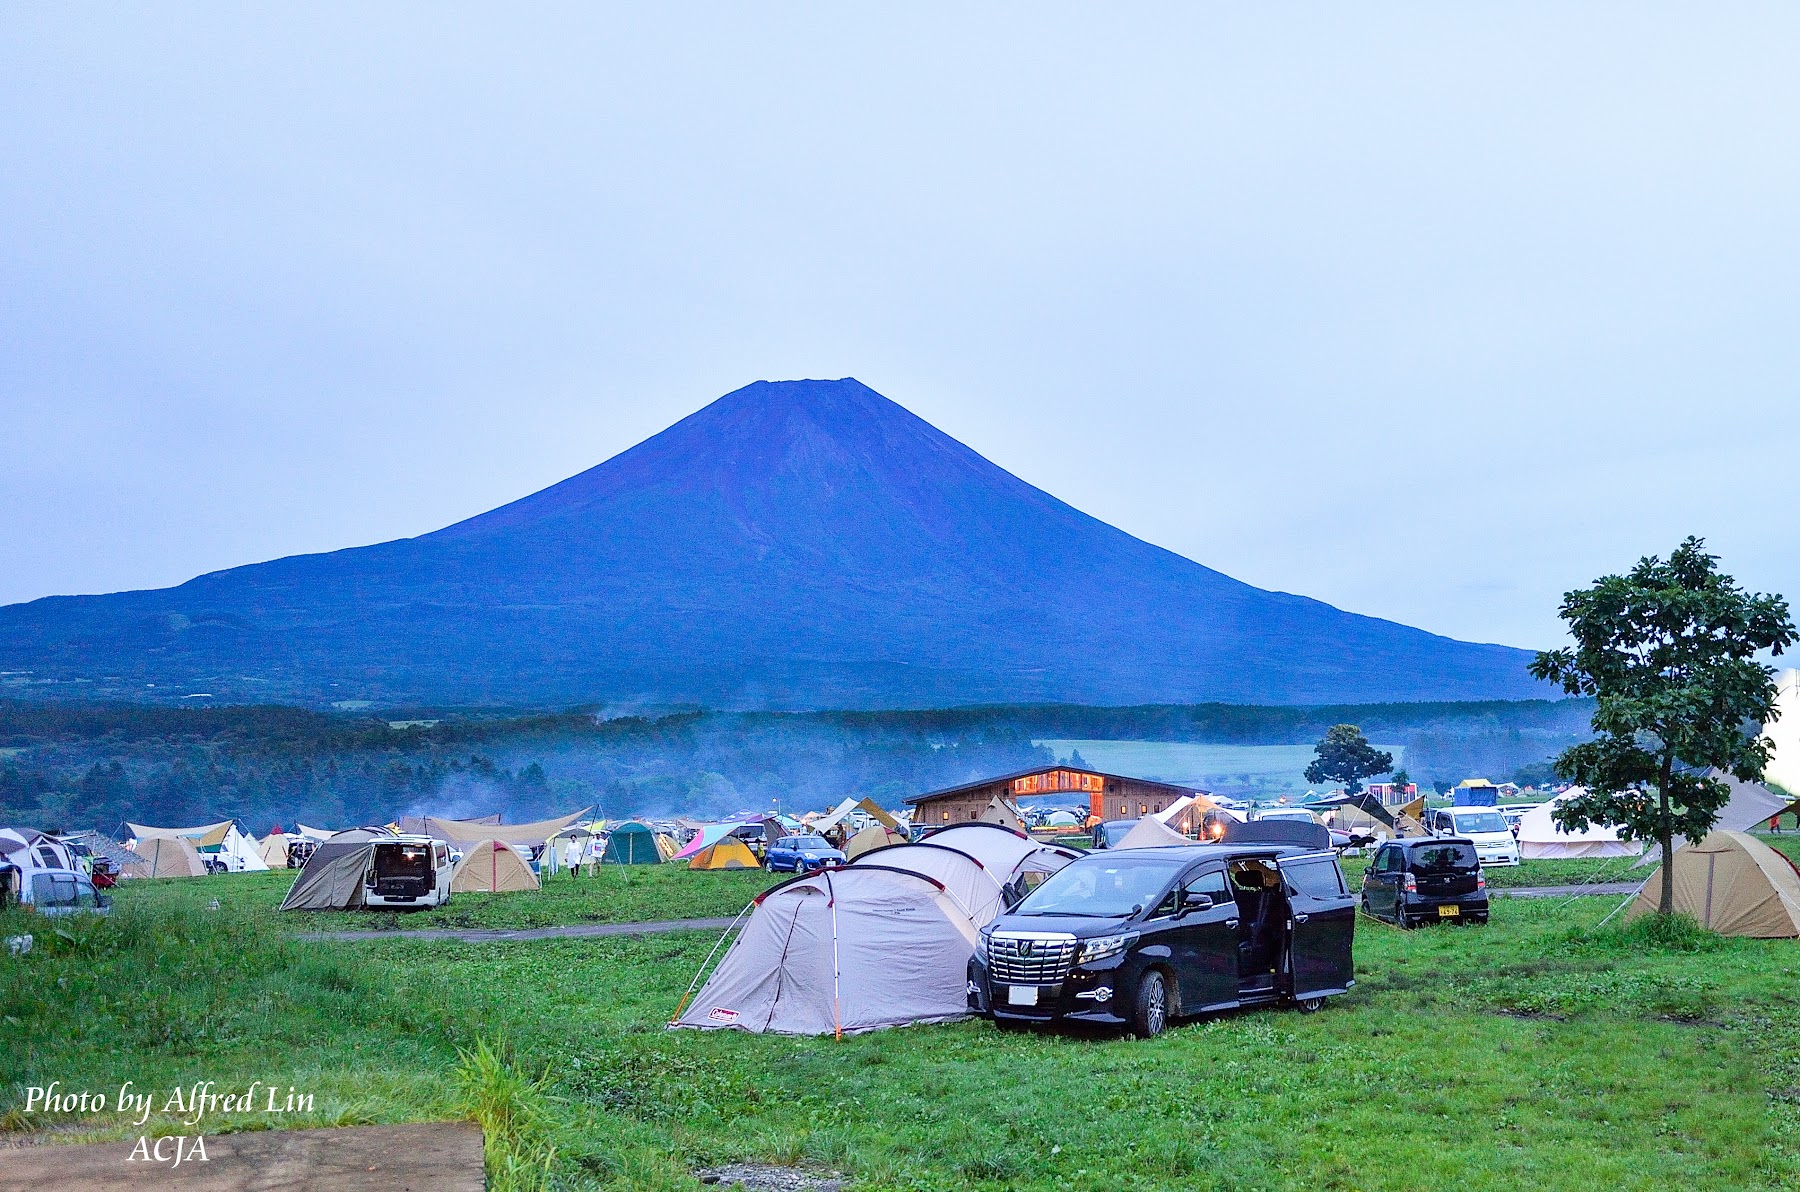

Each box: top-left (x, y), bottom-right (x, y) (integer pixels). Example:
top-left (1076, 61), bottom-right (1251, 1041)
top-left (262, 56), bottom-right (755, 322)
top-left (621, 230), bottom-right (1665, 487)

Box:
top-left (1180, 893), bottom-right (1213, 915)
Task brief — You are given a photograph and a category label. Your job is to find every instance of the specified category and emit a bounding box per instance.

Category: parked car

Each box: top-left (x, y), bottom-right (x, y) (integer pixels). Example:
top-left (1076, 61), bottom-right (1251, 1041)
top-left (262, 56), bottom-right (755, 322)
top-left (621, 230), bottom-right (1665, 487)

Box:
top-left (363, 836), bottom-right (454, 909)
top-left (1360, 837), bottom-right (1488, 927)
top-left (1090, 819), bottom-right (1141, 849)
top-left (969, 842), bottom-right (1356, 1037)
top-left (764, 835), bottom-right (846, 873)
top-left (1423, 807), bottom-right (1520, 866)
top-left (18, 868), bottom-right (112, 917)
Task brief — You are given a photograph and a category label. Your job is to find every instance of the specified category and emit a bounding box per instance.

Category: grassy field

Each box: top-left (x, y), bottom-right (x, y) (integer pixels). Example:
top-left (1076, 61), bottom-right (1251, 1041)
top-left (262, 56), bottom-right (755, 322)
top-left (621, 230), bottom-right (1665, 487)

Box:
top-left (5, 848), bottom-right (1800, 1190)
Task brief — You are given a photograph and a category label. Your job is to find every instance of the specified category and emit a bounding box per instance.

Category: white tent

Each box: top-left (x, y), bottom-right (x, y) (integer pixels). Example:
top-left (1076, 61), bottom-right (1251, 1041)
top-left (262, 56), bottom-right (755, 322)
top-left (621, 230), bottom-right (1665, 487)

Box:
top-left (672, 866), bottom-right (978, 1035)
top-left (1762, 669), bottom-right (1800, 796)
top-left (1516, 789), bottom-right (1644, 859)
top-left (920, 822), bottom-right (1080, 880)
top-left (1115, 816), bottom-right (1192, 850)
top-left (849, 841), bottom-right (1008, 925)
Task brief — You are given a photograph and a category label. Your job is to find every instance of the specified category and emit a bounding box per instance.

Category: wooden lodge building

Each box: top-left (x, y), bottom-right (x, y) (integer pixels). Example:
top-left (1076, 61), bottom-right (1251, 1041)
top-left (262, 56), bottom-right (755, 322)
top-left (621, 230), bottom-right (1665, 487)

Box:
top-left (905, 765), bottom-right (1201, 828)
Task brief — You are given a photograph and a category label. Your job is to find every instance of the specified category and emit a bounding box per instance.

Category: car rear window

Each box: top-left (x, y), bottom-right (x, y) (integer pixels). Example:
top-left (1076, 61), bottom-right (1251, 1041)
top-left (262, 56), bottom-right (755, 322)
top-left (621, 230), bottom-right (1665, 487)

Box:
top-left (1410, 843), bottom-right (1479, 872)
top-left (1281, 857), bottom-right (1346, 898)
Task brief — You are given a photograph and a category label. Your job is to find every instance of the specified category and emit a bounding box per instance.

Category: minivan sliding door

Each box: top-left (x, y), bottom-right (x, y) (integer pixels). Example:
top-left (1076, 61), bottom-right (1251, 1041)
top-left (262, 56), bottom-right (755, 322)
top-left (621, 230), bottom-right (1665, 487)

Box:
top-left (1276, 852), bottom-right (1356, 998)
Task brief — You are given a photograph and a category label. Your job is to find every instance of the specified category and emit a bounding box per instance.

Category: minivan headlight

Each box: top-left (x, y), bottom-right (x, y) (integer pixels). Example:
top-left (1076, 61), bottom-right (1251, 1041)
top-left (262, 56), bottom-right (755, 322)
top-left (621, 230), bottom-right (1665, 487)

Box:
top-left (1078, 933), bottom-right (1137, 965)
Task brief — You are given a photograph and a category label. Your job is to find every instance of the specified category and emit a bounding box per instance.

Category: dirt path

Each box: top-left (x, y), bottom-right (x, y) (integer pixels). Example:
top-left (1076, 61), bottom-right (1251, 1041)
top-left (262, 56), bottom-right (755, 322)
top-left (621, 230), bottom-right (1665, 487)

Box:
top-left (0, 1120), bottom-right (482, 1191)
top-left (299, 883), bottom-right (1645, 945)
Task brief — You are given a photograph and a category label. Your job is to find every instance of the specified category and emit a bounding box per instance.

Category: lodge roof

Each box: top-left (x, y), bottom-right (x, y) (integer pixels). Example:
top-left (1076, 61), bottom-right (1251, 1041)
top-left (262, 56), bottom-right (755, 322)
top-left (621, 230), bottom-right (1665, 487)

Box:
top-left (903, 765), bottom-right (1199, 806)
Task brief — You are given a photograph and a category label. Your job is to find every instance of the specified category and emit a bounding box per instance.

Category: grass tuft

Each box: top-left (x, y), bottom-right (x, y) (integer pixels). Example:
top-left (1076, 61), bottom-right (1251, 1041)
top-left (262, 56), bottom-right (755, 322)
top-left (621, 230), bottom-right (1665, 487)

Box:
top-left (454, 1037), bottom-right (559, 1192)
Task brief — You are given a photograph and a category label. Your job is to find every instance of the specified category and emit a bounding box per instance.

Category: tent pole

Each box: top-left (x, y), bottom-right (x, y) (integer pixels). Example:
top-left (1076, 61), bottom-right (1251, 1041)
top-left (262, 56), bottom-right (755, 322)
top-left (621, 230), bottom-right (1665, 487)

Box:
top-left (668, 900), bottom-right (756, 1025)
top-left (829, 871), bottom-right (843, 1041)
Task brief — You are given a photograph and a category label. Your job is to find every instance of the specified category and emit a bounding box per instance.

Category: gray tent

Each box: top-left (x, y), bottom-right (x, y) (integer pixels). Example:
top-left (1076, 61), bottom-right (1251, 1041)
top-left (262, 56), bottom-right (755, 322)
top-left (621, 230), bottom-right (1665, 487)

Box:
top-left (278, 829), bottom-right (388, 911)
top-left (672, 866), bottom-right (978, 1036)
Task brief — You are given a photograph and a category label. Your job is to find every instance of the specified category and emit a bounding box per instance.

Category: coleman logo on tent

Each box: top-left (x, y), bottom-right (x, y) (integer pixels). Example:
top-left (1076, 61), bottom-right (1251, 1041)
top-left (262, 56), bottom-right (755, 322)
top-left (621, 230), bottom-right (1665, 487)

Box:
top-left (708, 1007), bottom-right (740, 1024)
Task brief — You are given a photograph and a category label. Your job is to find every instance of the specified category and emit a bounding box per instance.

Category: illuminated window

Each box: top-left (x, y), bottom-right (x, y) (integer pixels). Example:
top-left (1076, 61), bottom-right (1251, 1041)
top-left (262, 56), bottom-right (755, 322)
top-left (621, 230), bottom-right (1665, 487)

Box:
top-left (1139, 803), bottom-right (1148, 816)
top-left (942, 810), bottom-right (951, 822)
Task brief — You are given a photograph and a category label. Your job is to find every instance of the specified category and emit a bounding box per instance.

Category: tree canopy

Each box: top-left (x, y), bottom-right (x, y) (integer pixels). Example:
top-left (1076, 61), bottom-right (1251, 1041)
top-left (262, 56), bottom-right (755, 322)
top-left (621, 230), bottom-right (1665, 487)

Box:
top-left (1303, 724), bottom-right (1394, 796)
top-left (1529, 537), bottom-right (1795, 915)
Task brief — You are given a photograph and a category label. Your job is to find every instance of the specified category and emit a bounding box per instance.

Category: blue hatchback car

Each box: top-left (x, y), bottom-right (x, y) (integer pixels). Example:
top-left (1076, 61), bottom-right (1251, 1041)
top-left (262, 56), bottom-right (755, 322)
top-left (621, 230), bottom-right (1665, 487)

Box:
top-left (764, 835), bottom-right (846, 873)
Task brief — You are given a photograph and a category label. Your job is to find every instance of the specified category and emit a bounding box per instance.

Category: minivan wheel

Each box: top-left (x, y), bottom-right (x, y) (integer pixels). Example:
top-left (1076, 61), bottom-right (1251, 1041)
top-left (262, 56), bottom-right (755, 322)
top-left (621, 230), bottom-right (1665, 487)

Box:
top-left (1295, 995), bottom-right (1325, 1014)
top-left (1132, 970), bottom-right (1169, 1038)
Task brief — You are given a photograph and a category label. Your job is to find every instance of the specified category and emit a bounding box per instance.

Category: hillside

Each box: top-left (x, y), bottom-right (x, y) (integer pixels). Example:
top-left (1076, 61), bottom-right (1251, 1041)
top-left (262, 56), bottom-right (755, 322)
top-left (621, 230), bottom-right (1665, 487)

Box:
top-left (0, 378), bottom-right (1544, 708)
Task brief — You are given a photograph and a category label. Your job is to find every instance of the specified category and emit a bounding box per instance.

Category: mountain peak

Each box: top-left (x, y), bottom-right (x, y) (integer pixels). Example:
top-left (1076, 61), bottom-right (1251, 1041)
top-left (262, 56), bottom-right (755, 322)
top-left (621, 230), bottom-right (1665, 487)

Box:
top-left (0, 378), bottom-right (1542, 709)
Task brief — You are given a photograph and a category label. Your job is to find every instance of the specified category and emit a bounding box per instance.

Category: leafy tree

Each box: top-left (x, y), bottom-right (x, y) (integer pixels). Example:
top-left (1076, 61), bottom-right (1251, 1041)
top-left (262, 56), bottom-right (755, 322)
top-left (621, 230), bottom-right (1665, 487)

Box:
top-left (1304, 725), bottom-right (1394, 796)
top-left (1389, 767), bottom-right (1411, 796)
top-left (1529, 537), bottom-right (1795, 916)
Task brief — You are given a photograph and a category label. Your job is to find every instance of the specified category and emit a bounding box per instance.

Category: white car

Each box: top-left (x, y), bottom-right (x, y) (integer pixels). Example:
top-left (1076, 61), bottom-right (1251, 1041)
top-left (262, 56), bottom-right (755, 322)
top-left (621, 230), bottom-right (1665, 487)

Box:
top-left (1426, 808), bottom-right (1521, 866)
top-left (17, 868), bottom-right (112, 916)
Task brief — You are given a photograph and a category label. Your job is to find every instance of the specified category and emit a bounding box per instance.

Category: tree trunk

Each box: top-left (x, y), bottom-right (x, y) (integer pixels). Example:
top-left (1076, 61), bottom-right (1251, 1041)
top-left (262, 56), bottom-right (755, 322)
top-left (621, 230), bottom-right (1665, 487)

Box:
top-left (1657, 751), bottom-right (1675, 917)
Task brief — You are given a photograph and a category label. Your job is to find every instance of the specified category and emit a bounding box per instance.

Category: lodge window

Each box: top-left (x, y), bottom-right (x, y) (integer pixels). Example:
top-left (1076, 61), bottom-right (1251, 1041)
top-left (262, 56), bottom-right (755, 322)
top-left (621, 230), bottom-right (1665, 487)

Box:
top-left (1139, 802), bottom-right (1148, 816)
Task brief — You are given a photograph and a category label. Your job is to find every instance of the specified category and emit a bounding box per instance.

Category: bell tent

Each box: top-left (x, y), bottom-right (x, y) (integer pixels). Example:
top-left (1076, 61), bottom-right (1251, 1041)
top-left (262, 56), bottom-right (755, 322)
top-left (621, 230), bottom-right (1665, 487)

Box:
top-left (602, 822), bottom-right (663, 864)
top-left (257, 832), bottom-right (291, 869)
top-left (1626, 830), bottom-right (1800, 937)
top-left (688, 838), bottom-right (762, 871)
top-left (672, 866), bottom-right (979, 1035)
top-left (452, 839), bottom-right (540, 893)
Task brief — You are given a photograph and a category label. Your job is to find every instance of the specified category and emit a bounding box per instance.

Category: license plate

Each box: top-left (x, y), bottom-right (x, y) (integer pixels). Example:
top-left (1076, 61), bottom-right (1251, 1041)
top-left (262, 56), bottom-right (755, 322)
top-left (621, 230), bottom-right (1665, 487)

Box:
top-left (1006, 985), bottom-right (1038, 1006)
top-left (1438, 905), bottom-right (1460, 917)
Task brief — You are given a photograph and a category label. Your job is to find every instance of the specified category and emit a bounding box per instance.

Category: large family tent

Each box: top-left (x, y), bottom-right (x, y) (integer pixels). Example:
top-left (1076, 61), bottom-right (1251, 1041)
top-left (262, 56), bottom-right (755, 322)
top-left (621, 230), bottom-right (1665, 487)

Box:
top-left (1115, 816), bottom-right (1192, 850)
top-left (920, 822), bottom-right (1083, 886)
top-left (843, 823), bottom-right (908, 859)
top-left (672, 866), bottom-right (979, 1035)
top-left (126, 820), bottom-right (269, 872)
top-left (452, 839), bottom-right (540, 893)
top-left (850, 841), bottom-right (1008, 925)
top-left (1516, 789), bottom-right (1643, 859)
top-left (688, 838), bottom-right (761, 870)
top-left (1626, 830), bottom-right (1800, 937)
top-left (426, 808), bottom-right (592, 850)
top-left (121, 836), bottom-right (207, 879)
top-left (602, 821), bottom-right (663, 864)
top-left (278, 828), bottom-right (391, 911)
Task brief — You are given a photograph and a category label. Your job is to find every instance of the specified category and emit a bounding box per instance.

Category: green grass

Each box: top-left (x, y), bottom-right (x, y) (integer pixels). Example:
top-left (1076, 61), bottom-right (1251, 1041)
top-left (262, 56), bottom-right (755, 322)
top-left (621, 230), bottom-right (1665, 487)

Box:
top-left (139, 864), bottom-right (783, 933)
top-left (6, 860), bottom-right (1800, 1190)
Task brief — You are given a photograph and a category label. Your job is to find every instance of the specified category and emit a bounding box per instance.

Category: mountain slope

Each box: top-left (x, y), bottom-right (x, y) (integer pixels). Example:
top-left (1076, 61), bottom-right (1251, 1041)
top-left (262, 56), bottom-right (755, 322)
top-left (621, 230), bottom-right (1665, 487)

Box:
top-left (0, 378), bottom-right (1542, 707)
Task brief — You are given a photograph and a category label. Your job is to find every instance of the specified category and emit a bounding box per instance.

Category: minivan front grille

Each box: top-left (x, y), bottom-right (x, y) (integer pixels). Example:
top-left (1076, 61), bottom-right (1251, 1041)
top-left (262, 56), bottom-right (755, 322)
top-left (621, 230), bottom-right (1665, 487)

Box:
top-left (985, 933), bottom-right (1077, 984)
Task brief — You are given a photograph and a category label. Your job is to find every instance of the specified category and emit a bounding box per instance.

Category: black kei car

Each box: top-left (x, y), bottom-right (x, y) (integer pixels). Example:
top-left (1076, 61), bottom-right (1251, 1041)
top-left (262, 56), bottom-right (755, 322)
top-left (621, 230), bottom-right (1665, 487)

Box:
top-left (968, 832), bottom-right (1356, 1037)
top-left (1359, 836), bottom-right (1489, 928)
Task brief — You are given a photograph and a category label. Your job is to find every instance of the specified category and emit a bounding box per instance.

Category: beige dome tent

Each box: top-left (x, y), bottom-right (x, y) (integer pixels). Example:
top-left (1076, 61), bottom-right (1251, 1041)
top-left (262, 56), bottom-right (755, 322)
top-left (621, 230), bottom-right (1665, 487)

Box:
top-left (1626, 830), bottom-right (1800, 937)
top-left (843, 823), bottom-right (908, 859)
top-left (672, 866), bottom-right (979, 1036)
top-left (1115, 816), bottom-right (1192, 850)
top-left (257, 833), bottom-right (290, 869)
top-left (121, 836), bottom-right (207, 879)
top-left (452, 839), bottom-right (540, 893)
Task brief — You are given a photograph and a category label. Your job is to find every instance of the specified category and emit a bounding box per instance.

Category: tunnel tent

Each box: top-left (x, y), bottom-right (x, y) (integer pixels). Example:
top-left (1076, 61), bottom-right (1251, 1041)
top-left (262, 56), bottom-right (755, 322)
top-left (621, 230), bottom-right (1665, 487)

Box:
top-left (850, 841), bottom-right (1007, 925)
top-left (1115, 816), bottom-right (1192, 850)
top-left (921, 822), bottom-right (1083, 884)
top-left (601, 821), bottom-right (663, 864)
top-left (121, 836), bottom-right (208, 879)
top-left (688, 838), bottom-right (762, 871)
top-left (671, 865), bottom-right (979, 1036)
top-left (452, 839), bottom-right (540, 893)
top-left (843, 823), bottom-right (908, 860)
top-left (1626, 830), bottom-right (1800, 937)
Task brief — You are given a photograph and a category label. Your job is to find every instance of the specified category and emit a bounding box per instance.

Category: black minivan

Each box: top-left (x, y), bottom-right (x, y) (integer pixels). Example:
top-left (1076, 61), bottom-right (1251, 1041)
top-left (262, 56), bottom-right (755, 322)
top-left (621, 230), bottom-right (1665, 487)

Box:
top-left (1360, 837), bottom-right (1489, 927)
top-left (969, 841), bottom-right (1356, 1036)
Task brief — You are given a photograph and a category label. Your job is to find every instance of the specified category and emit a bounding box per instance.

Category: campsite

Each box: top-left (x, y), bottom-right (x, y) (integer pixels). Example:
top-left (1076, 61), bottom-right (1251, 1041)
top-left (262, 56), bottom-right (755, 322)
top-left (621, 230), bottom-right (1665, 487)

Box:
top-left (5, 838), bottom-right (1800, 1190)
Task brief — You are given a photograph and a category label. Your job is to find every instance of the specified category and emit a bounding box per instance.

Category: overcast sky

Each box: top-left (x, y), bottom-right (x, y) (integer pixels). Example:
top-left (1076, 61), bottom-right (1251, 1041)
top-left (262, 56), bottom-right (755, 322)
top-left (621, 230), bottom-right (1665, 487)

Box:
top-left (5, 5), bottom-right (1798, 650)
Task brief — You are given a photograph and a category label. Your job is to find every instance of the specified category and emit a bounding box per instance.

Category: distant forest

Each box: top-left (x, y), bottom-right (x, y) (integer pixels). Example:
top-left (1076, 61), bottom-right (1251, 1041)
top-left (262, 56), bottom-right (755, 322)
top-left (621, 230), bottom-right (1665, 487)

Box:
top-left (0, 698), bottom-right (1593, 833)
